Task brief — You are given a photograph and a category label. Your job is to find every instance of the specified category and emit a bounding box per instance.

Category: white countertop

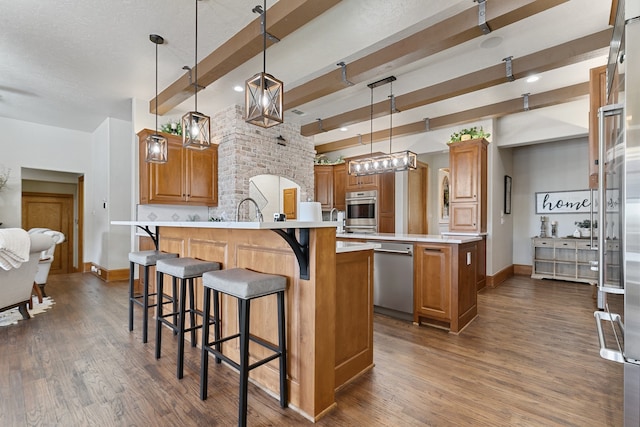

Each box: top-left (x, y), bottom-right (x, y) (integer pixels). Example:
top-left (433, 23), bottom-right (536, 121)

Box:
top-left (111, 220), bottom-right (336, 230)
top-left (337, 232), bottom-right (482, 244)
top-left (336, 241), bottom-right (380, 253)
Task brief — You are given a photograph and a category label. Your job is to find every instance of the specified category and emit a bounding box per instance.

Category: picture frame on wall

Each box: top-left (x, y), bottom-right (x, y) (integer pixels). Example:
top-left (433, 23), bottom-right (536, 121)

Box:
top-left (504, 175), bottom-right (512, 214)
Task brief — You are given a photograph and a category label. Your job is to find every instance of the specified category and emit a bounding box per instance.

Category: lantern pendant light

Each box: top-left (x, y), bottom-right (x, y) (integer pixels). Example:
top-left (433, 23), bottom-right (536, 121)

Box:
top-left (145, 34), bottom-right (168, 163)
top-left (245, 0), bottom-right (284, 128)
top-left (182, 0), bottom-right (211, 150)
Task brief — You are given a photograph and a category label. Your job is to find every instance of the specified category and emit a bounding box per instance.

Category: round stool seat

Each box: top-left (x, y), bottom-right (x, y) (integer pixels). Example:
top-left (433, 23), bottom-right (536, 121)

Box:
top-left (202, 268), bottom-right (287, 299)
top-left (129, 250), bottom-right (178, 266)
top-left (157, 257), bottom-right (220, 279)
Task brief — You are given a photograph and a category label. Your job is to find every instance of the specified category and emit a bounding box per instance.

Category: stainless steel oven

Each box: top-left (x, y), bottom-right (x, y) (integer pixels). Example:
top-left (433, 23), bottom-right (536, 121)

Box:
top-left (345, 190), bottom-right (377, 233)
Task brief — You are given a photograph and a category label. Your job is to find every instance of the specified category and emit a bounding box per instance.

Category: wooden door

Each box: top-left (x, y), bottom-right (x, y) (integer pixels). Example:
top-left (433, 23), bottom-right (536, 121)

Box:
top-left (407, 164), bottom-right (428, 234)
top-left (283, 187), bottom-right (297, 219)
top-left (21, 192), bottom-right (73, 274)
top-left (185, 144), bottom-right (217, 206)
top-left (378, 172), bottom-right (395, 233)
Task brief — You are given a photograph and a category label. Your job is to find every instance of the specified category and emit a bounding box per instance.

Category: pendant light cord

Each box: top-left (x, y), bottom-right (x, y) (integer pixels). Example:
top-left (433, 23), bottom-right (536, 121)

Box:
top-left (155, 40), bottom-right (159, 133)
top-left (370, 86), bottom-right (373, 156)
top-left (194, 0), bottom-right (199, 111)
top-left (389, 80), bottom-right (393, 154)
top-left (263, 0), bottom-right (267, 74)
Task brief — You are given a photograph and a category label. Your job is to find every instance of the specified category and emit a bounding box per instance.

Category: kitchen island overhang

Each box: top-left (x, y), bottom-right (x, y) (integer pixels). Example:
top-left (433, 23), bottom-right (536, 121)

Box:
top-left (112, 220), bottom-right (374, 421)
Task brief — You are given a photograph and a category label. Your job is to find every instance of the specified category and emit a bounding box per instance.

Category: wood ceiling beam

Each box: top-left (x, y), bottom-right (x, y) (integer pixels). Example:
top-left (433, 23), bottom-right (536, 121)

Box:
top-left (285, 0), bottom-right (569, 111)
top-left (151, 0), bottom-right (341, 115)
top-left (314, 82), bottom-right (589, 154)
top-left (302, 29), bottom-right (611, 137)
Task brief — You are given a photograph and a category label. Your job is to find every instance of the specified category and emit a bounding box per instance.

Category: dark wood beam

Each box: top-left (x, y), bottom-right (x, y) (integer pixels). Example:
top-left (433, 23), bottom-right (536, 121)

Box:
top-left (151, 0), bottom-right (341, 115)
top-left (286, 0), bottom-right (569, 111)
top-left (302, 29), bottom-right (611, 137)
top-left (314, 82), bottom-right (590, 154)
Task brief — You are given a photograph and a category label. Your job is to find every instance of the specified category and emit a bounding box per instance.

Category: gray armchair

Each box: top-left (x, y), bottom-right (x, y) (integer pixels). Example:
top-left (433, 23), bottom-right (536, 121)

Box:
top-left (0, 230), bottom-right (54, 319)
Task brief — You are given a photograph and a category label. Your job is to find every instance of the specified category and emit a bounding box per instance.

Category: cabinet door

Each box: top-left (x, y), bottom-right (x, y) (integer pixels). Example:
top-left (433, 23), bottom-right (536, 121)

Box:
top-left (414, 244), bottom-right (451, 322)
top-left (185, 145), bottom-right (217, 206)
top-left (378, 172), bottom-right (395, 233)
top-left (346, 172), bottom-right (377, 191)
top-left (314, 166), bottom-right (334, 210)
top-left (378, 213), bottom-right (395, 233)
top-left (450, 143), bottom-right (479, 202)
top-left (333, 163), bottom-right (346, 211)
top-left (149, 140), bottom-right (185, 204)
top-left (449, 203), bottom-right (478, 232)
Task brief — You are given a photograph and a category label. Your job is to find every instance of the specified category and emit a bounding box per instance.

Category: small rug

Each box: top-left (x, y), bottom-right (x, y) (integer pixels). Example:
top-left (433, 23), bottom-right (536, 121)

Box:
top-left (0, 296), bottom-right (55, 327)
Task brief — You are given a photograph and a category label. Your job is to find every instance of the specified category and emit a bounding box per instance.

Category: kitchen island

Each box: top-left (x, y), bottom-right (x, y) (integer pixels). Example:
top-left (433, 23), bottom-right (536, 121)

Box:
top-left (112, 220), bottom-right (375, 421)
top-left (337, 232), bottom-right (482, 333)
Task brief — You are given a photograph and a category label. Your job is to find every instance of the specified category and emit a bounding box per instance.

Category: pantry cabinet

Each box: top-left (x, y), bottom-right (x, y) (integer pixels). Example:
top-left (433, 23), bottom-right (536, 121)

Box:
top-left (138, 129), bottom-right (218, 206)
top-left (448, 138), bottom-right (488, 233)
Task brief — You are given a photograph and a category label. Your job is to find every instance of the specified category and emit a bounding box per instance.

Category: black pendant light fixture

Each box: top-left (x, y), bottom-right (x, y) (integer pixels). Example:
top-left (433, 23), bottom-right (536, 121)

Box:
top-left (146, 34), bottom-right (168, 163)
top-left (348, 76), bottom-right (417, 176)
top-left (182, 0), bottom-right (211, 150)
top-left (245, 0), bottom-right (284, 128)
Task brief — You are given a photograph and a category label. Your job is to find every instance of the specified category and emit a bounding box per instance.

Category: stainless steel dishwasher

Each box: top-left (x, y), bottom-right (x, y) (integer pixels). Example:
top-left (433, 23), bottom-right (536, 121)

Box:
top-left (368, 241), bottom-right (414, 321)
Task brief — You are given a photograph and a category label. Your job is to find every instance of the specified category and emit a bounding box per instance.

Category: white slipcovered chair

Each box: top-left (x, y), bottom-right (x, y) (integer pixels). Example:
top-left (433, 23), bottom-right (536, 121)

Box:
top-left (27, 228), bottom-right (65, 297)
top-left (0, 229), bottom-right (55, 318)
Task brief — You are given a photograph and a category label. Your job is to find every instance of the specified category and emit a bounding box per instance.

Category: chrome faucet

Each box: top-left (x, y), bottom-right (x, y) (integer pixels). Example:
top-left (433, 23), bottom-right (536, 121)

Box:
top-left (329, 207), bottom-right (337, 222)
top-left (236, 197), bottom-right (264, 222)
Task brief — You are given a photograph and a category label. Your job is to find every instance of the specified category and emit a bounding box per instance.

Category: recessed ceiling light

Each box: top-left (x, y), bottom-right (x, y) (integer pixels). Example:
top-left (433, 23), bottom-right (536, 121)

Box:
top-left (233, 85), bottom-right (244, 92)
top-left (526, 75), bottom-right (540, 83)
top-left (479, 36), bottom-right (503, 49)
top-left (339, 127), bottom-right (348, 132)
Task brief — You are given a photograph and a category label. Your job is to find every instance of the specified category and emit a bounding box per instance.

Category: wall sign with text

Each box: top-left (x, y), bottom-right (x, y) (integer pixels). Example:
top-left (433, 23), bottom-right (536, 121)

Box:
top-left (535, 189), bottom-right (619, 214)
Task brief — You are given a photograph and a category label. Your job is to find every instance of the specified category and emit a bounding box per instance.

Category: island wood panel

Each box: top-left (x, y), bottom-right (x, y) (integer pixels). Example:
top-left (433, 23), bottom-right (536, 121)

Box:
top-left (335, 249), bottom-right (374, 390)
top-left (158, 226), bottom-right (337, 421)
top-left (414, 244), bottom-right (452, 322)
top-left (451, 241), bottom-right (478, 333)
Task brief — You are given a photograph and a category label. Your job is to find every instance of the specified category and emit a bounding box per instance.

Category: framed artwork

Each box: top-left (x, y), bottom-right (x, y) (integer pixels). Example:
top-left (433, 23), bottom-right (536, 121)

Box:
top-left (504, 175), bottom-right (512, 214)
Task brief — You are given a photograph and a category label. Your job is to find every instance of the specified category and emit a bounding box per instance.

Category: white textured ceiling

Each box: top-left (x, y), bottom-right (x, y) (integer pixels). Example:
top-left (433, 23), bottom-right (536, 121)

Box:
top-left (0, 0), bottom-right (613, 153)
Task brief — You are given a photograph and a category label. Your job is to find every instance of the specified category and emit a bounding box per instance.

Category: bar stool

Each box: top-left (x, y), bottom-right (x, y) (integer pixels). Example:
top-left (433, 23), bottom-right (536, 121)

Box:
top-left (128, 250), bottom-right (178, 343)
top-left (200, 268), bottom-right (287, 427)
top-left (155, 257), bottom-right (220, 379)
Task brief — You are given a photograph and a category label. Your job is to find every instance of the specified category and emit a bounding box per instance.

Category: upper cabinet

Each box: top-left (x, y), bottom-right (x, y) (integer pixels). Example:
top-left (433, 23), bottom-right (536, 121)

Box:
top-left (314, 165), bottom-right (335, 211)
top-left (333, 163), bottom-right (346, 211)
top-left (448, 138), bottom-right (488, 233)
top-left (138, 129), bottom-right (218, 206)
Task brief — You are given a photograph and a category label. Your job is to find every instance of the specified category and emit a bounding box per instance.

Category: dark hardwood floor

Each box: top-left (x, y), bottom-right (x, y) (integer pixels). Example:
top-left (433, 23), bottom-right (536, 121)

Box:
top-left (0, 273), bottom-right (623, 426)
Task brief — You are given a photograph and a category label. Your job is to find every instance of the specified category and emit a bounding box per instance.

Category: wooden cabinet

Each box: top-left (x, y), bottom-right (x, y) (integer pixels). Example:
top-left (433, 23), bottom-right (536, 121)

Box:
top-left (531, 237), bottom-right (600, 284)
top-left (333, 163), bottom-right (346, 211)
top-left (138, 129), bottom-right (218, 206)
top-left (314, 165), bottom-right (334, 210)
top-left (448, 138), bottom-right (488, 233)
top-left (346, 173), bottom-right (377, 191)
top-left (413, 241), bottom-right (478, 333)
top-left (378, 172), bottom-right (395, 233)
top-left (588, 65), bottom-right (607, 189)
top-left (407, 163), bottom-right (428, 235)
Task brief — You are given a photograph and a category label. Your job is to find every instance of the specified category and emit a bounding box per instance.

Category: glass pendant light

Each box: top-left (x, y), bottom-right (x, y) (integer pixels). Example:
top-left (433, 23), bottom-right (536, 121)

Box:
top-left (145, 34), bottom-right (168, 163)
top-left (182, 0), bottom-right (211, 150)
top-left (245, 0), bottom-right (284, 128)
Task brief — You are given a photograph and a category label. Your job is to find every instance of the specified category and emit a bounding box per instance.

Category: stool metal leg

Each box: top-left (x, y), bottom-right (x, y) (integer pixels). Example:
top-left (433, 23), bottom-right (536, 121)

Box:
top-left (238, 298), bottom-right (250, 427)
top-left (278, 290), bottom-right (288, 408)
top-left (214, 289), bottom-right (221, 364)
top-left (155, 270), bottom-right (164, 360)
top-left (177, 278), bottom-right (187, 379)
top-left (128, 261), bottom-right (135, 333)
top-left (172, 277), bottom-right (178, 335)
top-left (200, 286), bottom-right (211, 400)
top-left (142, 265), bottom-right (150, 343)
top-left (188, 278), bottom-right (197, 347)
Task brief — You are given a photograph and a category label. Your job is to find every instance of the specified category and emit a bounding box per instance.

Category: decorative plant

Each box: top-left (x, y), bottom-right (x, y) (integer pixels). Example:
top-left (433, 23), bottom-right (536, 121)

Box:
top-left (448, 126), bottom-right (490, 143)
top-left (314, 155), bottom-right (345, 165)
top-left (575, 219), bottom-right (597, 229)
top-left (161, 120), bottom-right (182, 136)
top-left (0, 166), bottom-right (10, 192)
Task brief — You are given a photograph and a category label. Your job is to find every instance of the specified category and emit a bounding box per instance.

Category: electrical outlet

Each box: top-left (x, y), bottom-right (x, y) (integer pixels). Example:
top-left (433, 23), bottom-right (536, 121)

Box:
top-left (97, 269), bottom-right (102, 276)
top-left (90, 265), bottom-right (97, 273)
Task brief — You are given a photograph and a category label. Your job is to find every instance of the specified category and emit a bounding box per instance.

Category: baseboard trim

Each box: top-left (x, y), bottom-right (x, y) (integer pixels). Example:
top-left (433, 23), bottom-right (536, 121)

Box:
top-left (487, 265), bottom-right (514, 288)
top-left (514, 264), bottom-right (533, 276)
top-left (83, 262), bottom-right (128, 282)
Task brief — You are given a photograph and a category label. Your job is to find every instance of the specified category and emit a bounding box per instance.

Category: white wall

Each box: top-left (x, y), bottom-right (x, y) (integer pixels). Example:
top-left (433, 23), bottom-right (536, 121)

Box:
top-left (512, 137), bottom-right (590, 265)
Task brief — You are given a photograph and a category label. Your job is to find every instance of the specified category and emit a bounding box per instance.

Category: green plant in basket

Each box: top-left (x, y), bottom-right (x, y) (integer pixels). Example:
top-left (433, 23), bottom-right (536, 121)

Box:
top-left (448, 126), bottom-right (490, 143)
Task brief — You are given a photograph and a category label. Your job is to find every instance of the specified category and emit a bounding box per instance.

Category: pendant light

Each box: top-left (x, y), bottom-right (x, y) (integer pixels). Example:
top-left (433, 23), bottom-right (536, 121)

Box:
top-left (145, 34), bottom-right (168, 163)
top-left (348, 76), bottom-right (417, 176)
top-left (245, 0), bottom-right (284, 128)
top-left (182, 0), bottom-right (211, 150)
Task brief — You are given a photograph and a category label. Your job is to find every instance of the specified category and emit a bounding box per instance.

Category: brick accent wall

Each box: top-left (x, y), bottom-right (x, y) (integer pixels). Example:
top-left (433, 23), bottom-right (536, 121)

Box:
top-left (208, 105), bottom-right (315, 221)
